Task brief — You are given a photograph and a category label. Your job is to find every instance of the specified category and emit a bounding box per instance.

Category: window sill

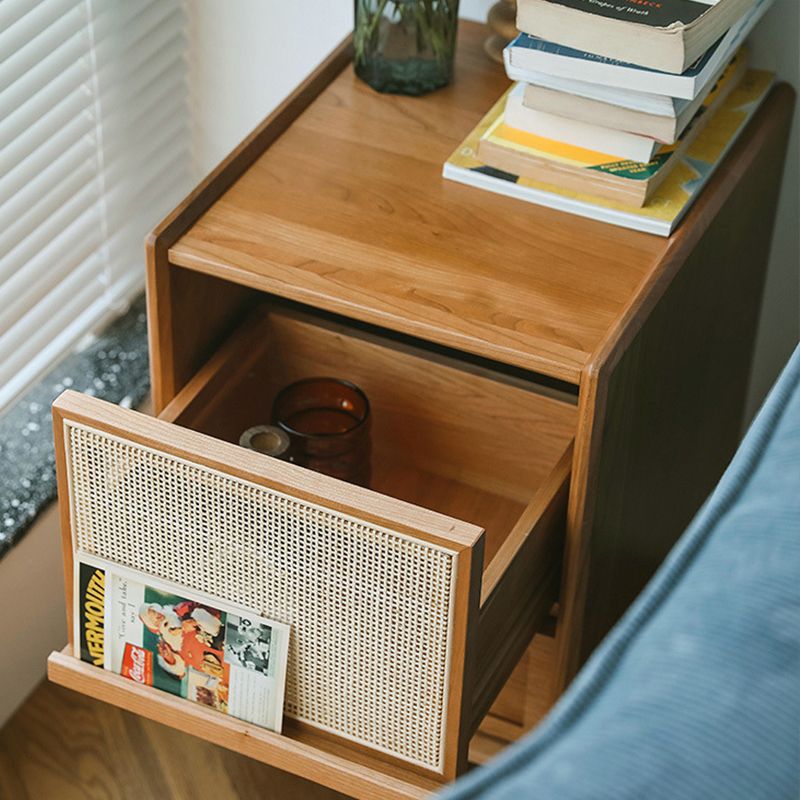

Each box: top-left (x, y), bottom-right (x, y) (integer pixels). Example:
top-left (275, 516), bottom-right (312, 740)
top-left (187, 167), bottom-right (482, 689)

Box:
top-left (0, 294), bottom-right (150, 559)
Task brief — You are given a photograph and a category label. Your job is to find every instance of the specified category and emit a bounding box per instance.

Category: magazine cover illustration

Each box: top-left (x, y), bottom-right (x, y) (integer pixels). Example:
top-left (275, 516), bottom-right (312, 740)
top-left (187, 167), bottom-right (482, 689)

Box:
top-left (75, 554), bottom-right (290, 733)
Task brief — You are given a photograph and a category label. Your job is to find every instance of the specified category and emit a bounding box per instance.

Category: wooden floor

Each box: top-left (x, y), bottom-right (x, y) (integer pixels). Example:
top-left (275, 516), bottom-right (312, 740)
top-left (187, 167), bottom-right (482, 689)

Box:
top-left (0, 681), bottom-right (345, 800)
top-left (0, 633), bottom-right (556, 799)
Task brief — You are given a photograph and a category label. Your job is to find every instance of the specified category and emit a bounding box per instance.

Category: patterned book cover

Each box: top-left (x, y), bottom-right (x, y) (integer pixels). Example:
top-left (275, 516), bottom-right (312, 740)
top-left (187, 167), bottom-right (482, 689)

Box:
top-left (443, 69), bottom-right (774, 236)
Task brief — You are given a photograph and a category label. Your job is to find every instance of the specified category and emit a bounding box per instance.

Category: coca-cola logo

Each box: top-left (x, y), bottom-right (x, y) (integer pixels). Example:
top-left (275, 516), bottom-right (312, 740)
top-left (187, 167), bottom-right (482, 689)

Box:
top-left (122, 643), bottom-right (153, 685)
top-left (128, 647), bottom-right (147, 683)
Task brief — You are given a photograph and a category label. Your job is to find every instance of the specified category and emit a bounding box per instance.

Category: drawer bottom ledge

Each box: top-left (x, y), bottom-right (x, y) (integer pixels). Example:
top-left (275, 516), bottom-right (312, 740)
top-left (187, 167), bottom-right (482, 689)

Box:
top-left (47, 647), bottom-right (440, 800)
top-left (48, 638), bottom-right (555, 797)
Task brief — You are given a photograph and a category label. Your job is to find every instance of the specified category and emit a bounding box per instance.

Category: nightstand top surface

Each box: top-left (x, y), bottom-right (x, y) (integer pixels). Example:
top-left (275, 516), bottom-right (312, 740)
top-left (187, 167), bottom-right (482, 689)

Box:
top-left (169, 23), bottom-right (702, 384)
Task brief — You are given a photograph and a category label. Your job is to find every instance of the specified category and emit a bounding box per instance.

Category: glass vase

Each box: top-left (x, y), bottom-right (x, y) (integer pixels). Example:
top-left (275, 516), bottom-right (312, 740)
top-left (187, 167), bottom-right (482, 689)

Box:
top-left (272, 378), bottom-right (372, 488)
top-left (354, 0), bottom-right (460, 96)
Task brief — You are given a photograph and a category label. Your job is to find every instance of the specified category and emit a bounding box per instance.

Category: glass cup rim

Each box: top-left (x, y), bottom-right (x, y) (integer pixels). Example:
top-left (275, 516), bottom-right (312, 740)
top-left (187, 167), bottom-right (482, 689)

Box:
top-left (272, 377), bottom-right (371, 440)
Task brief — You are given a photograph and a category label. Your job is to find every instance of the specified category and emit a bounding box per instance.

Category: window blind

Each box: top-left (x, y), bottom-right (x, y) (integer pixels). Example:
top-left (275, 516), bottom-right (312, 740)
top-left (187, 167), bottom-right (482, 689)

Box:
top-left (0, 0), bottom-right (193, 411)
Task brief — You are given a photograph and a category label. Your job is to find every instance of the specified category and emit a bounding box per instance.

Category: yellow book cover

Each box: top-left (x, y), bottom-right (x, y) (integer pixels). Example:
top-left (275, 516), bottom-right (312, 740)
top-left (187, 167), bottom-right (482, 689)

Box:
top-left (443, 68), bottom-right (774, 236)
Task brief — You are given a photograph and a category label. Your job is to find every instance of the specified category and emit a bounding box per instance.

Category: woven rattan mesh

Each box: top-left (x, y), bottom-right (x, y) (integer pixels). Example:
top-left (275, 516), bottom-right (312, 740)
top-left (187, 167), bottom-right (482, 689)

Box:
top-left (65, 422), bottom-right (458, 771)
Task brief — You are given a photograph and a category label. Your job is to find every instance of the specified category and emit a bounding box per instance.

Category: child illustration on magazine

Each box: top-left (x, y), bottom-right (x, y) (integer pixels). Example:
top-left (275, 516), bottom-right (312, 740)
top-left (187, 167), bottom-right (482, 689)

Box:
top-left (135, 588), bottom-right (231, 710)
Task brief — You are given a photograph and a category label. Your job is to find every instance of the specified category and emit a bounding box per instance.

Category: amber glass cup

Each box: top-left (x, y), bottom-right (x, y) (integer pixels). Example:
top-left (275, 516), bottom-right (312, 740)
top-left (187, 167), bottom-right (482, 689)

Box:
top-left (272, 378), bottom-right (371, 487)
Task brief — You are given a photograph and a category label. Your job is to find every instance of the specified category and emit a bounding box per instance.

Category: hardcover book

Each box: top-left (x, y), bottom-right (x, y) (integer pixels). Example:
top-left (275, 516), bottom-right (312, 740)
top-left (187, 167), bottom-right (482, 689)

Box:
top-left (442, 69), bottom-right (774, 236)
top-left (515, 0), bottom-right (758, 73)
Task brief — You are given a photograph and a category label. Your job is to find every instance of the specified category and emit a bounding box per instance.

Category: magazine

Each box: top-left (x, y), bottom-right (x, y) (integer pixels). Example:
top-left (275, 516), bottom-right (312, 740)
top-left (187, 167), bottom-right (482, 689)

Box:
top-left (74, 553), bottom-right (290, 733)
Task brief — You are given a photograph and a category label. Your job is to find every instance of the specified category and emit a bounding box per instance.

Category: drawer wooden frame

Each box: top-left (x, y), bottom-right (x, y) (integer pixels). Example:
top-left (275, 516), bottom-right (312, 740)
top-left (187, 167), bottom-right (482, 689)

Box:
top-left (49, 298), bottom-right (575, 796)
top-left (53, 391), bottom-right (483, 784)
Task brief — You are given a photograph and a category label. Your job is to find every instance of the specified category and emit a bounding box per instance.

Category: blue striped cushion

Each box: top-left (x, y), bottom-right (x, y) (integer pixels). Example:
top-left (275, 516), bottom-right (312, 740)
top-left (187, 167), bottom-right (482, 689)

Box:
top-left (441, 346), bottom-right (800, 800)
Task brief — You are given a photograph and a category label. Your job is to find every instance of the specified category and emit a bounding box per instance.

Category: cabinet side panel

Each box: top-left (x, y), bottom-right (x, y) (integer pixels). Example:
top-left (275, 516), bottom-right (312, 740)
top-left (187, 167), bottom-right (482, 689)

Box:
top-left (158, 266), bottom-right (257, 408)
top-left (558, 85), bottom-right (795, 681)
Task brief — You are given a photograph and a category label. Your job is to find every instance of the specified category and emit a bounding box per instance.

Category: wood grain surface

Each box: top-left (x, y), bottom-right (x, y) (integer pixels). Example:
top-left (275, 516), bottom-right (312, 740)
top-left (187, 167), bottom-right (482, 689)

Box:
top-left (167, 22), bottom-right (669, 386)
top-left (164, 305), bottom-right (577, 503)
top-left (6, 632), bottom-right (556, 800)
top-left (146, 36), bottom-right (353, 412)
top-left (469, 633), bottom-right (557, 765)
top-left (47, 650), bottom-right (442, 799)
top-left (0, 680), bottom-right (347, 800)
top-left (75, 16), bottom-right (793, 796)
top-left (554, 82), bottom-right (797, 686)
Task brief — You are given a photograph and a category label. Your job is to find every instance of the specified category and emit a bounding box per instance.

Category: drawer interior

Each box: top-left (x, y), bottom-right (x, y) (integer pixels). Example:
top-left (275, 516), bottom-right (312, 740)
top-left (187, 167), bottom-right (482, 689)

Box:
top-left (49, 303), bottom-right (576, 795)
top-left (159, 304), bottom-right (578, 582)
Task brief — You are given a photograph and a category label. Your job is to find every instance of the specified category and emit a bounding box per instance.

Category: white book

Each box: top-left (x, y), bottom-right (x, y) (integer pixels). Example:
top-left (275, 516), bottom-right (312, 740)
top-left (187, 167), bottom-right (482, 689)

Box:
top-left (504, 65), bottom-right (682, 116)
top-left (520, 48), bottom-right (745, 144)
top-left (504, 0), bottom-right (771, 100)
top-left (504, 83), bottom-right (659, 162)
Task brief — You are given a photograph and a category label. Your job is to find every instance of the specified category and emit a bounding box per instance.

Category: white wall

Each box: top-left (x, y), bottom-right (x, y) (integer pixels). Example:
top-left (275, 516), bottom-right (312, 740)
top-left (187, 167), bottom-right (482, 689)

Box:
top-left (188, 1), bottom-right (352, 172)
top-left (0, 503), bottom-right (66, 727)
top-left (188, 0), bottom-right (798, 417)
top-left (743, 0), bottom-right (800, 418)
top-left (188, 1), bottom-right (491, 172)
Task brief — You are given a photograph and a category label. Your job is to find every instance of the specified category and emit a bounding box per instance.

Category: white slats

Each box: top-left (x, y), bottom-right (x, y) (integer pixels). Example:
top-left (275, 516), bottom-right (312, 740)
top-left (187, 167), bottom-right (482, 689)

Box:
top-left (0, 188), bottom-right (104, 319)
top-left (0, 0), bottom-right (46, 33)
top-left (0, 137), bottom-right (97, 259)
top-left (0, 83), bottom-right (93, 174)
top-left (0, 0), bottom-right (192, 411)
top-left (0, 2), bottom-right (87, 92)
top-left (0, 32), bottom-right (91, 149)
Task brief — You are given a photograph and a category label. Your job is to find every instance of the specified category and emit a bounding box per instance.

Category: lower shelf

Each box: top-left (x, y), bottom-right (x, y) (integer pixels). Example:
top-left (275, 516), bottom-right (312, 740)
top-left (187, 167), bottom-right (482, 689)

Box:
top-left (470, 633), bottom-right (556, 765)
top-left (48, 634), bottom-right (556, 799)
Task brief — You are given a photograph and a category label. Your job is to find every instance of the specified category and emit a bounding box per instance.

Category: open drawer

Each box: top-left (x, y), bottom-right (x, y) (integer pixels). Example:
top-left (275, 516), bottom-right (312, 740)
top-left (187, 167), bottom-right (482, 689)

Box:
top-left (48, 305), bottom-right (575, 798)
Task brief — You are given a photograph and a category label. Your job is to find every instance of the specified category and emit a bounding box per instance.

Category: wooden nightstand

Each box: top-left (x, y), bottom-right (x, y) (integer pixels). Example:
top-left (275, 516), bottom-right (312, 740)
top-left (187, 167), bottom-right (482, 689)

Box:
top-left (47, 21), bottom-right (794, 799)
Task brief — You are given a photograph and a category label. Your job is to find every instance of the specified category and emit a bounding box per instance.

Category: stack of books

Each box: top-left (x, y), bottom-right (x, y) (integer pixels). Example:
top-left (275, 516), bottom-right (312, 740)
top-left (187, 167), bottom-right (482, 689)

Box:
top-left (444, 0), bottom-right (776, 236)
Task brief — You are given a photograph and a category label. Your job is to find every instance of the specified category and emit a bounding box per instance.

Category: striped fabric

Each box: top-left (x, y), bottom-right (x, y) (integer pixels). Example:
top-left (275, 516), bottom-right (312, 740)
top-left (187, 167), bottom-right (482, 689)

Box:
top-left (442, 346), bottom-right (800, 800)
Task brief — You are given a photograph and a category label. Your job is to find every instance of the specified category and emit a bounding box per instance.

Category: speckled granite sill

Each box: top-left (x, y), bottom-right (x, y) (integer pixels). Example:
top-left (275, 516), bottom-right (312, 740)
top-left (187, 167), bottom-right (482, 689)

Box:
top-left (0, 294), bottom-right (150, 559)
